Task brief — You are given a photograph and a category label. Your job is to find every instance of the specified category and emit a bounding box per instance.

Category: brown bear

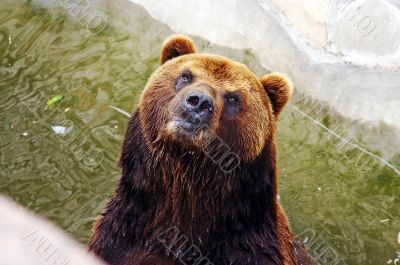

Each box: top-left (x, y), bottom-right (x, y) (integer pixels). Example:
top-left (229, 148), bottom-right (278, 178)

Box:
top-left (88, 35), bottom-right (312, 265)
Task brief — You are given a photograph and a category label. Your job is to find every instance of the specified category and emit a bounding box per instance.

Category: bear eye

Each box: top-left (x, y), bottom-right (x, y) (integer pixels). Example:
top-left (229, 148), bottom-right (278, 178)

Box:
top-left (180, 72), bottom-right (191, 82)
top-left (225, 94), bottom-right (240, 105)
top-left (176, 70), bottom-right (193, 91)
top-left (224, 93), bottom-right (242, 116)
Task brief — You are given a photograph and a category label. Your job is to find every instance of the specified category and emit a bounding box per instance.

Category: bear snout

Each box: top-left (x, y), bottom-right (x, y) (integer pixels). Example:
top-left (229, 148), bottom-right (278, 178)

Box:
top-left (168, 82), bottom-right (217, 135)
top-left (183, 90), bottom-right (214, 123)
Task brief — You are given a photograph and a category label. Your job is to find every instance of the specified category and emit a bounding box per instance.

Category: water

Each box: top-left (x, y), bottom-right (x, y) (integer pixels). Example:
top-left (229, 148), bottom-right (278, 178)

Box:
top-left (0, 1), bottom-right (399, 264)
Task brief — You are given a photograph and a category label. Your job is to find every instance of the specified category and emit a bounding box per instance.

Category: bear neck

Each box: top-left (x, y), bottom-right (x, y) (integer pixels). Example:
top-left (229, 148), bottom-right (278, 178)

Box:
top-left (159, 140), bottom-right (278, 224)
top-left (119, 111), bottom-right (279, 243)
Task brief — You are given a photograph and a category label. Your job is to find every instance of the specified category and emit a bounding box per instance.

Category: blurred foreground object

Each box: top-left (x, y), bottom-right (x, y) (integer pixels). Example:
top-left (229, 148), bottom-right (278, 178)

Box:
top-left (0, 196), bottom-right (104, 265)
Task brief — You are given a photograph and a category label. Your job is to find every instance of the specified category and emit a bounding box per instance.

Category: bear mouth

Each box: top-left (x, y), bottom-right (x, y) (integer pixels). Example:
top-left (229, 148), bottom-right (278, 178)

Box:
top-left (165, 113), bottom-right (212, 146)
top-left (168, 117), bottom-right (206, 134)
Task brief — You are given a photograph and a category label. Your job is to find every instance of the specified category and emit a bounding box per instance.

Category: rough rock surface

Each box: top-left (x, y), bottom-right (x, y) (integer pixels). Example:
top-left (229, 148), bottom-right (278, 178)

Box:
top-left (127, 0), bottom-right (400, 130)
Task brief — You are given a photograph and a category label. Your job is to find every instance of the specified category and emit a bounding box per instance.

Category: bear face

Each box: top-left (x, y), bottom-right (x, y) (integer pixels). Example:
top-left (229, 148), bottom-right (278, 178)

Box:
top-left (139, 35), bottom-right (293, 163)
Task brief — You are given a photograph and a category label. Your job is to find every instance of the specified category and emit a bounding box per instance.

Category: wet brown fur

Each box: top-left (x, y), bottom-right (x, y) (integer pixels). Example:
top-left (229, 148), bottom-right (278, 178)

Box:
top-left (88, 35), bottom-right (312, 265)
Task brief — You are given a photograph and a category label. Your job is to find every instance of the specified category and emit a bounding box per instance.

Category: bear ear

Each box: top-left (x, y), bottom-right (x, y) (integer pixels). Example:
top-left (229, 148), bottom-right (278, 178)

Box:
top-left (161, 34), bottom-right (196, 64)
top-left (260, 72), bottom-right (293, 117)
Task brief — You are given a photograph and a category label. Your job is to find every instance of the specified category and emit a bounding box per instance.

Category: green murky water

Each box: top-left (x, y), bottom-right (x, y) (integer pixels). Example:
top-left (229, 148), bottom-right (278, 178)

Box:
top-left (0, 1), bottom-right (399, 264)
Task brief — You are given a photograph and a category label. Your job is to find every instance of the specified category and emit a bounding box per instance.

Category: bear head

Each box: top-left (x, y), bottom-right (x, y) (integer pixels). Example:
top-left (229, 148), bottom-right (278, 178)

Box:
top-left (139, 35), bottom-right (293, 169)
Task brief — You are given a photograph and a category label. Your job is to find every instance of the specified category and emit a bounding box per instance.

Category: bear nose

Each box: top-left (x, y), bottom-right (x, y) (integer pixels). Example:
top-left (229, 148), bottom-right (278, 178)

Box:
top-left (183, 91), bottom-right (214, 122)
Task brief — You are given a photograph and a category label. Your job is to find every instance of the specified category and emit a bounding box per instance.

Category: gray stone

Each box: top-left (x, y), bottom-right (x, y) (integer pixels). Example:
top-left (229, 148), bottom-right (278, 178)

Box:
top-left (126, 0), bottom-right (400, 131)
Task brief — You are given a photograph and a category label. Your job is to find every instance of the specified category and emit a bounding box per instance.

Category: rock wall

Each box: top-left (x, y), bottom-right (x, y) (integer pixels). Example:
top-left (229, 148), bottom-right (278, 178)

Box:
top-left (128, 0), bottom-right (400, 130)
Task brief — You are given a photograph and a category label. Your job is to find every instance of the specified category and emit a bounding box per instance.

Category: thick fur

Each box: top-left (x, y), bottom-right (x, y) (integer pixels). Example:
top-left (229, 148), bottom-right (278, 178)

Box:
top-left (88, 35), bottom-right (312, 265)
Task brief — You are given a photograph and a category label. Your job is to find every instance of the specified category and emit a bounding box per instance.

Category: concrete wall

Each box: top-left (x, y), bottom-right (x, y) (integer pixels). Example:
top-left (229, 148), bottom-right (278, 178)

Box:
top-left (128, 0), bottom-right (400, 131)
